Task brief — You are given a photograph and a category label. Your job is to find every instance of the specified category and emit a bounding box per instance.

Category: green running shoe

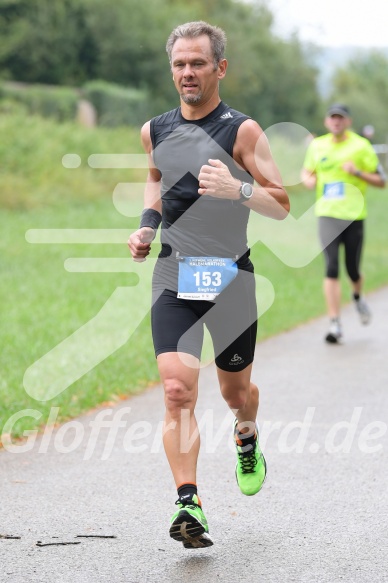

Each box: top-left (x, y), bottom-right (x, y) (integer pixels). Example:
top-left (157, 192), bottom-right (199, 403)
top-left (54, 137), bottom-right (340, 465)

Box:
top-left (169, 494), bottom-right (214, 549)
top-left (234, 419), bottom-right (267, 496)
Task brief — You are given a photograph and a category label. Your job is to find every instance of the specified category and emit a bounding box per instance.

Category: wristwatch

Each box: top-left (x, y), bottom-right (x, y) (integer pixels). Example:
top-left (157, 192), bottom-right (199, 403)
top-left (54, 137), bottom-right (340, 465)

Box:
top-left (239, 182), bottom-right (253, 202)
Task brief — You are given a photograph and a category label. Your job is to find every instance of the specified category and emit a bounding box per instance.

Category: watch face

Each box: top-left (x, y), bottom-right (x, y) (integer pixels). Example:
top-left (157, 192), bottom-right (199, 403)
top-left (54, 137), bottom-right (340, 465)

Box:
top-left (241, 183), bottom-right (253, 198)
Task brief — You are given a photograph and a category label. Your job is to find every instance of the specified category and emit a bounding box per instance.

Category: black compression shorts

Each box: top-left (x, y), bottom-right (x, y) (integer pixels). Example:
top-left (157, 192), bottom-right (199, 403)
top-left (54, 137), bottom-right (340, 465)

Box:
top-left (151, 268), bottom-right (257, 372)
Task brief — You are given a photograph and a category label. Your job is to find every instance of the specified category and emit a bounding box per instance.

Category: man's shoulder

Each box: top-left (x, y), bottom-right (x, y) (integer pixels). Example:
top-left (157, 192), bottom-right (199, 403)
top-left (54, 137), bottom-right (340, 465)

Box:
top-left (312, 133), bottom-right (332, 145)
top-left (347, 131), bottom-right (373, 149)
top-left (215, 104), bottom-right (251, 126)
top-left (305, 134), bottom-right (331, 157)
top-left (151, 107), bottom-right (181, 127)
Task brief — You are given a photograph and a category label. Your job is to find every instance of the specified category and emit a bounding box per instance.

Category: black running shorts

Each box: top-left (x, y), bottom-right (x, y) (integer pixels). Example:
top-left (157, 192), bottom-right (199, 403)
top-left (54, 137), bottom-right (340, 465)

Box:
top-left (151, 267), bottom-right (257, 372)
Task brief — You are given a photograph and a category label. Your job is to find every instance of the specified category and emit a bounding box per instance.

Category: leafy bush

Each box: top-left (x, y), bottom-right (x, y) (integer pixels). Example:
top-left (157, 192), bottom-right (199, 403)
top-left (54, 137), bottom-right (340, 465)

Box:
top-left (0, 82), bottom-right (79, 121)
top-left (82, 80), bottom-right (151, 127)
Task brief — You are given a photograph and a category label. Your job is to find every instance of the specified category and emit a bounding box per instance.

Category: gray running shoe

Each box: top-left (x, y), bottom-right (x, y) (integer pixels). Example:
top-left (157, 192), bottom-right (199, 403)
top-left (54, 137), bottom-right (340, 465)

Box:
top-left (355, 297), bottom-right (371, 325)
top-left (325, 319), bottom-right (342, 344)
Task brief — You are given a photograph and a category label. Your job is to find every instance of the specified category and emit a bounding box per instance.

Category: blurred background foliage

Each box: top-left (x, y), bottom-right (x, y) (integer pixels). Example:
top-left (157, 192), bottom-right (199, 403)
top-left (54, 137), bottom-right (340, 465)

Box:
top-left (0, 0), bottom-right (387, 138)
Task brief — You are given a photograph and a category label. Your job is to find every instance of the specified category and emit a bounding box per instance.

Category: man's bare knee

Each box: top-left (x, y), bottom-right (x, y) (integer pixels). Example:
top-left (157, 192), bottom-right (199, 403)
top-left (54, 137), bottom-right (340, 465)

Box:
top-left (221, 381), bottom-right (258, 412)
top-left (164, 378), bottom-right (195, 417)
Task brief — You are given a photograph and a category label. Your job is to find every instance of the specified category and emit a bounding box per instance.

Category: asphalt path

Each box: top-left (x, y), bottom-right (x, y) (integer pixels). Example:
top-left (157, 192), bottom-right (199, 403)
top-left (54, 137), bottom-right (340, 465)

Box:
top-left (1, 288), bottom-right (387, 583)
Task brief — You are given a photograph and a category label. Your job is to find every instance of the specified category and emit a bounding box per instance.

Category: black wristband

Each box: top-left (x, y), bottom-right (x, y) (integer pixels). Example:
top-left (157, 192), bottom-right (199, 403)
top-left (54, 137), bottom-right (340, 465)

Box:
top-left (139, 208), bottom-right (162, 231)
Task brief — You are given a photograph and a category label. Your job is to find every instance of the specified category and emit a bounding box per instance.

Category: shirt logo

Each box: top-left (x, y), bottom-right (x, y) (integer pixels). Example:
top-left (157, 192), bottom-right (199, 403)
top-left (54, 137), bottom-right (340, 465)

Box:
top-left (220, 112), bottom-right (233, 119)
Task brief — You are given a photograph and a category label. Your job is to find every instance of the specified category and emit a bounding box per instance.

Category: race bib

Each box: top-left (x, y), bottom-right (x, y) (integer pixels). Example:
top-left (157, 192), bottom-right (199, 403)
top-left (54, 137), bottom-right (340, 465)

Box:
top-left (323, 182), bottom-right (345, 199)
top-left (177, 257), bottom-right (238, 300)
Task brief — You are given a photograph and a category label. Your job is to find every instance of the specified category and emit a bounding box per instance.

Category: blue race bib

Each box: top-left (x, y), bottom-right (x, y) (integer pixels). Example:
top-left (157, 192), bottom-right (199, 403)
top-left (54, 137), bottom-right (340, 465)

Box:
top-left (177, 257), bottom-right (238, 300)
top-left (323, 182), bottom-right (345, 199)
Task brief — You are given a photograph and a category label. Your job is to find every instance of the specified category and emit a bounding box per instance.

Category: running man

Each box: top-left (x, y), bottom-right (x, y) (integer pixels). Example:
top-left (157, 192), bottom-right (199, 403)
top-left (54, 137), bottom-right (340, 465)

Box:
top-left (128, 21), bottom-right (289, 548)
top-left (302, 104), bottom-right (386, 343)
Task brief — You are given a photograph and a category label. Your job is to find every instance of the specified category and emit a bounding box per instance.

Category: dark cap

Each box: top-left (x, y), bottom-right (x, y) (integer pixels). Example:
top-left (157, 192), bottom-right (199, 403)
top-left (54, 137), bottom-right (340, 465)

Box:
top-left (326, 103), bottom-right (351, 118)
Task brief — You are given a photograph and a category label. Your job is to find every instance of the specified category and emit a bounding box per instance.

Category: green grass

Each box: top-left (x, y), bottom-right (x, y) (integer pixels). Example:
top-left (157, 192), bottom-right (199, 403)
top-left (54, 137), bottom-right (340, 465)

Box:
top-left (1, 112), bottom-right (388, 441)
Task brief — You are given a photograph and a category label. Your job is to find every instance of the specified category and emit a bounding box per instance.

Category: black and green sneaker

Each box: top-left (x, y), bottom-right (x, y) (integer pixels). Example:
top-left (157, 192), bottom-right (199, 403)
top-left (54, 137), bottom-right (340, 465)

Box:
top-left (234, 419), bottom-right (267, 496)
top-left (169, 494), bottom-right (213, 549)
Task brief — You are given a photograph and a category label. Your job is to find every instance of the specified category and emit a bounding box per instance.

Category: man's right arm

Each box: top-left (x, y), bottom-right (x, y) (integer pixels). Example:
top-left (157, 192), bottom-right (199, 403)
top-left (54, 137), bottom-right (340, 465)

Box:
top-left (140, 121), bottom-right (163, 213)
top-left (301, 167), bottom-right (317, 190)
top-left (127, 121), bottom-right (162, 261)
top-left (300, 138), bottom-right (318, 189)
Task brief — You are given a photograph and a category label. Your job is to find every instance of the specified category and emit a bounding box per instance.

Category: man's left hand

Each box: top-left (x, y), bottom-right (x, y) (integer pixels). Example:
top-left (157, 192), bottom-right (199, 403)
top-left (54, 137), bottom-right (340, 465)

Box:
top-left (342, 160), bottom-right (358, 175)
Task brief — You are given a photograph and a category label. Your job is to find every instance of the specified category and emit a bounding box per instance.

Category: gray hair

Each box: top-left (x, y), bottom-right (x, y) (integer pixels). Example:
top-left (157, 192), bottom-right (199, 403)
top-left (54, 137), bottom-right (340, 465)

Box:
top-left (166, 21), bottom-right (227, 68)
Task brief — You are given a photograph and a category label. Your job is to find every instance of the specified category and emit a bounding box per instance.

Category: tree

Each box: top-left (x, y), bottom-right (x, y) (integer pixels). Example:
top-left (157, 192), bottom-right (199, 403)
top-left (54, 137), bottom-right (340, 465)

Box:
top-left (205, 2), bottom-right (321, 131)
top-left (0, 0), bottom-right (322, 128)
top-left (329, 51), bottom-right (388, 143)
top-left (0, 0), bottom-right (97, 84)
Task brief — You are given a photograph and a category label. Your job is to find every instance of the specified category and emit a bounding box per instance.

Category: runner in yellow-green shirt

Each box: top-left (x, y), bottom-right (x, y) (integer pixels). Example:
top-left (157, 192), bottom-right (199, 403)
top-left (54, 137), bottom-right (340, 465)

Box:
top-left (302, 103), bottom-right (386, 343)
